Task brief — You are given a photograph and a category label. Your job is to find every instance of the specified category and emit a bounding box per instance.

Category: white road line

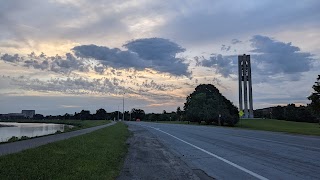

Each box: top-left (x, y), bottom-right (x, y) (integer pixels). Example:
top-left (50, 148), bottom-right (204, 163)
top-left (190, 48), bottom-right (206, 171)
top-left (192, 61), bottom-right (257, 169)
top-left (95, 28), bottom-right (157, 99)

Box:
top-left (143, 124), bottom-right (269, 180)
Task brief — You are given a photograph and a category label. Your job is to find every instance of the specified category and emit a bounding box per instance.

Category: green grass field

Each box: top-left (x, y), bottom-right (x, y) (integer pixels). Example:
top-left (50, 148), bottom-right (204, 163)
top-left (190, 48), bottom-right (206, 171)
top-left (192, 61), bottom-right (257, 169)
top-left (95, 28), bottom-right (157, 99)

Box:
top-left (0, 122), bottom-right (129, 180)
top-left (152, 119), bottom-right (320, 136)
top-left (237, 118), bottom-right (320, 136)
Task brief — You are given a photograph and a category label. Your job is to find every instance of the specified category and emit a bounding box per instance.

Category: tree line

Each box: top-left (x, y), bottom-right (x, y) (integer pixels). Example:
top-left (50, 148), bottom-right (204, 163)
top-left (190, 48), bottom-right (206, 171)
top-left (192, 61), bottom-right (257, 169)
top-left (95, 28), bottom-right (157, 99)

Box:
top-left (254, 75), bottom-right (320, 123)
top-left (254, 104), bottom-right (317, 123)
top-left (24, 108), bottom-right (146, 121)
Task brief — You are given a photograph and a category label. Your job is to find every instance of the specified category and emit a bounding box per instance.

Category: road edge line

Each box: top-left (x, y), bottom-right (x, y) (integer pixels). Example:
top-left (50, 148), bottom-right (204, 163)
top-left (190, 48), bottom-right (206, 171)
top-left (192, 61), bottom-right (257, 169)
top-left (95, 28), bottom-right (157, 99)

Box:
top-left (145, 125), bottom-right (269, 180)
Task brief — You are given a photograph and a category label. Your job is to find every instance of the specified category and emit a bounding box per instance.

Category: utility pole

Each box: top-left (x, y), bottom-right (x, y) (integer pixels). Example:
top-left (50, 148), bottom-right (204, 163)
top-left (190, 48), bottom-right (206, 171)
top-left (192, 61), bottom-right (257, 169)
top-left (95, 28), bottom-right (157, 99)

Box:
top-left (117, 105), bottom-right (120, 121)
top-left (122, 93), bottom-right (125, 121)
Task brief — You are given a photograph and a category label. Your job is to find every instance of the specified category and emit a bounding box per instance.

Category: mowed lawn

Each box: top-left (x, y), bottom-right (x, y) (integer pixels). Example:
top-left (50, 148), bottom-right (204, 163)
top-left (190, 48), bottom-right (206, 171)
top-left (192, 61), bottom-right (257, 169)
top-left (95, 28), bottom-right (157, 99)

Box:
top-left (0, 122), bottom-right (129, 180)
top-left (152, 119), bottom-right (320, 136)
top-left (237, 118), bottom-right (320, 136)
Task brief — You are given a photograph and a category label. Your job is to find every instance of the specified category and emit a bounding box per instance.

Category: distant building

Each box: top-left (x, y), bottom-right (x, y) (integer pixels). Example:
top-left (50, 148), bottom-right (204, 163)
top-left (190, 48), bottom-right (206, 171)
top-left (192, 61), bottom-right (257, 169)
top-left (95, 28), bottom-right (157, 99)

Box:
top-left (0, 110), bottom-right (35, 119)
top-left (22, 110), bottom-right (35, 118)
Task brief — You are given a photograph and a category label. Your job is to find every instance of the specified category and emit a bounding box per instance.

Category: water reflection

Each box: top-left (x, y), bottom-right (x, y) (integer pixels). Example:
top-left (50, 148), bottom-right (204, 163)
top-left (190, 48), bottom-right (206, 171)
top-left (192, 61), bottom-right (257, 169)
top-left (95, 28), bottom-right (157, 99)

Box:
top-left (0, 122), bottom-right (66, 142)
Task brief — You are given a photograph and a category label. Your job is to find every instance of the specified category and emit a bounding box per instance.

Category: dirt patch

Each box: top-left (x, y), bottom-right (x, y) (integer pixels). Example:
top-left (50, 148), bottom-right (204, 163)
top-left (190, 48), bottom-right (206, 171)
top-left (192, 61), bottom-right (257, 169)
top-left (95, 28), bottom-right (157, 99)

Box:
top-left (117, 124), bottom-right (202, 180)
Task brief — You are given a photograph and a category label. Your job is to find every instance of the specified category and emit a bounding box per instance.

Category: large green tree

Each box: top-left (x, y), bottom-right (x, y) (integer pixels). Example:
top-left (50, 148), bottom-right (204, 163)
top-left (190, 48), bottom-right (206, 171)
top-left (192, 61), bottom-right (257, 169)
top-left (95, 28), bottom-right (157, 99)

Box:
top-left (95, 108), bottom-right (107, 120)
top-left (184, 84), bottom-right (239, 126)
top-left (130, 108), bottom-right (145, 120)
top-left (308, 75), bottom-right (320, 118)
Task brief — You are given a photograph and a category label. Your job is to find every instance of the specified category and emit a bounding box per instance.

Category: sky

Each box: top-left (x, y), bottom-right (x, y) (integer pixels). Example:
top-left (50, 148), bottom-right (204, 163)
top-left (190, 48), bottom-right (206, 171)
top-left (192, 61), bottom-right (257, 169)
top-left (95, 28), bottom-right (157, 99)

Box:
top-left (0, 0), bottom-right (319, 115)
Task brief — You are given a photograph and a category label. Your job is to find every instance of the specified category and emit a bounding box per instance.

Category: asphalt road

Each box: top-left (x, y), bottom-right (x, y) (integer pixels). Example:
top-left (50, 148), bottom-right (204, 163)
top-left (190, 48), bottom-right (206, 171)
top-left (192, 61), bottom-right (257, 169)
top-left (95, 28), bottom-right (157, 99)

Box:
top-left (124, 121), bottom-right (320, 180)
top-left (0, 121), bottom-right (116, 156)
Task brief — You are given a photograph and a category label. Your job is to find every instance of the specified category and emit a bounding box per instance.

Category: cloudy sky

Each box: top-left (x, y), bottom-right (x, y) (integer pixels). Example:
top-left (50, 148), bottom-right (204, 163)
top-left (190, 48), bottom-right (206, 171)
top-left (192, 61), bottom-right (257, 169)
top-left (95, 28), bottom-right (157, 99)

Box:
top-left (0, 0), bottom-right (319, 115)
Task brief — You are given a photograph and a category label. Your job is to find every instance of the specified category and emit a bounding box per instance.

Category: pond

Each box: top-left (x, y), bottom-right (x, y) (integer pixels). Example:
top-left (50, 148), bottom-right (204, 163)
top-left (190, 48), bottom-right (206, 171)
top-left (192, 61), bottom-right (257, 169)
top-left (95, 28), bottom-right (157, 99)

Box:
top-left (0, 122), bottom-right (67, 143)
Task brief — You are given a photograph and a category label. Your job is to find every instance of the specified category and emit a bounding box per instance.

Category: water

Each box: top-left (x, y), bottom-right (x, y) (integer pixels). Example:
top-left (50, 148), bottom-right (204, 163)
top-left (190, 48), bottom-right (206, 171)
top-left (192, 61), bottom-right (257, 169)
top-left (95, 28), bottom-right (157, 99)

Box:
top-left (0, 122), bottom-right (66, 143)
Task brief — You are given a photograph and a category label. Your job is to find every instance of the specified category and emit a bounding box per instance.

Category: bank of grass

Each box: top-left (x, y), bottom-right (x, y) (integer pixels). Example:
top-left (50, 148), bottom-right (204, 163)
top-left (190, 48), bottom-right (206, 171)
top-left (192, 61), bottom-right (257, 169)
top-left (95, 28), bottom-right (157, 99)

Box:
top-left (0, 122), bottom-right (129, 180)
top-left (237, 118), bottom-right (320, 136)
top-left (0, 120), bottom-right (111, 144)
top-left (151, 119), bottom-right (320, 136)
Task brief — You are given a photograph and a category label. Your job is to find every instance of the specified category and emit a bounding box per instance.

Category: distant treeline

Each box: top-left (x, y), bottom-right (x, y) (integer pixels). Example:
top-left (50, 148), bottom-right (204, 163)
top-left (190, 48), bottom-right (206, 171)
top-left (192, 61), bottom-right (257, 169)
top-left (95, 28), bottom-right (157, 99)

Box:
top-left (0, 108), bottom-right (146, 121)
top-left (254, 104), bottom-right (318, 123)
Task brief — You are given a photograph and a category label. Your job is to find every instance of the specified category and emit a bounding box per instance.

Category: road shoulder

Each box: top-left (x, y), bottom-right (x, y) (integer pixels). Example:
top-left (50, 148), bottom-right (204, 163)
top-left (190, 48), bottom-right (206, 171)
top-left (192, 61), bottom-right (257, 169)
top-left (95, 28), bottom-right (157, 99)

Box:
top-left (118, 123), bottom-right (213, 180)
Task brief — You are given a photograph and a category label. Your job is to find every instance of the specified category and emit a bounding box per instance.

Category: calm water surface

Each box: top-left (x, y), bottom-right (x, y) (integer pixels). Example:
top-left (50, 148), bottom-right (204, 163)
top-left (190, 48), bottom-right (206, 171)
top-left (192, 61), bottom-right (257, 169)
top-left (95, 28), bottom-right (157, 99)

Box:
top-left (0, 122), bottom-right (66, 142)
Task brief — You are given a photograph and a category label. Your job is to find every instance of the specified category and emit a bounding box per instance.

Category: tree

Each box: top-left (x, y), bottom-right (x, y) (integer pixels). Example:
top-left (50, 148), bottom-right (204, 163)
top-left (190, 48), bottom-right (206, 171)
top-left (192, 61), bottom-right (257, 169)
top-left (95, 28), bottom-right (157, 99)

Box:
top-left (79, 110), bottom-right (91, 120)
top-left (176, 107), bottom-right (182, 121)
top-left (184, 84), bottom-right (239, 126)
top-left (308, 75), bottom-right (320, 119)
top-left (95, 108), bottom-right (107, 120)
top-left (131, 108), bottom-right (145, 120)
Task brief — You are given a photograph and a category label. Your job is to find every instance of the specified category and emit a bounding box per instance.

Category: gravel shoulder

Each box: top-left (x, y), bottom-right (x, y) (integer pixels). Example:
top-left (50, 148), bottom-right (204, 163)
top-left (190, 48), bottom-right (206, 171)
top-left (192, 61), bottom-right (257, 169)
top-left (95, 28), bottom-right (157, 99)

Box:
top-left (0, 121), bottom-right (116, 156)
top-left (117, 123), bottom-right (214, 180)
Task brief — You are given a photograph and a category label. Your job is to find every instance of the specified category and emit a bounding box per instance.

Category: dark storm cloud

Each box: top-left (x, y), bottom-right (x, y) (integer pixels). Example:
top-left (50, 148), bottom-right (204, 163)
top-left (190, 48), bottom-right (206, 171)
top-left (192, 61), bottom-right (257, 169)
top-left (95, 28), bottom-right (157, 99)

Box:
top-left (73, 38), bottom-right (190, 76)
top-left (250, 35), bottom-right (314, 75)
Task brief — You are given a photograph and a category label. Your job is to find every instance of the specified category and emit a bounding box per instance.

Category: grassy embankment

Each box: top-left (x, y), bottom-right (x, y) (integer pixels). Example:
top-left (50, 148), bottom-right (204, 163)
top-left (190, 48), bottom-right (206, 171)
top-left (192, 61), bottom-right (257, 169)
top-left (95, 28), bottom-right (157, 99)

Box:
top-left (0, 122), bottom-right (129, 180)
top-left (152, 119), bottom-right (320, 136)
top-left (237, 118), bottom-right (320, 136)
top-left (0, 120), bottom-right (111, 143)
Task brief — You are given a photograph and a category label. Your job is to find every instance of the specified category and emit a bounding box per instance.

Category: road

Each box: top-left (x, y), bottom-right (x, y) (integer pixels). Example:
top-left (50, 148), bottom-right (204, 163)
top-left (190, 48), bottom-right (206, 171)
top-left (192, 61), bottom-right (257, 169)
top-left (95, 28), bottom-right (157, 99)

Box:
top-left (123, 121), bottom-right (320, 180)
top-left (0, 121), bottom-right (116, 156)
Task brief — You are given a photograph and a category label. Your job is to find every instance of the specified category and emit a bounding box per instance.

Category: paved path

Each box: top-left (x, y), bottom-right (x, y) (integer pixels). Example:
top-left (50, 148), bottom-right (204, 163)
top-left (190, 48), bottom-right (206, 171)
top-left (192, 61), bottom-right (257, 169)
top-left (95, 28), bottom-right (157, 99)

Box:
top-left (0, 121), bottom-right (116, 156)
top-left (124, 121), bottom-right (320, 180)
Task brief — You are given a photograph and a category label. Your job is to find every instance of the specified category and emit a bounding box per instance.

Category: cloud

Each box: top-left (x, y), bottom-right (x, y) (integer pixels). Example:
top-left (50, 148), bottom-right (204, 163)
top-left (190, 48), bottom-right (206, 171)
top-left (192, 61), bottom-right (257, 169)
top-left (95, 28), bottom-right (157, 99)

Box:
top-left (1, 52), bottom-right (90, 74)
top-left (1, 53), bottom-right (22, 62)
top-left (250, 35), bottom-right (315, 80)
top-left (158, 1), bottom-right (320, 45)
top-left (73, 38), bottom-right (190, 76)
top-left (72, 44), bottom-right (150, 71)
top-left (196, 35), bottom-right (317, 81)
top-left (49, 53), bottom-right (90, 73)
top-left (6, 75), bottom-right (181, 104)
top-left (24, 60), bottom-right (49, 70)
top-left (141, 80), bottom-right (178, 91)
top-left (221, 45), bottom-right (231, 52)
top-left (196, 54), bottom-right (237, 78)
top-left (231, 39), bottom-right (242, 44)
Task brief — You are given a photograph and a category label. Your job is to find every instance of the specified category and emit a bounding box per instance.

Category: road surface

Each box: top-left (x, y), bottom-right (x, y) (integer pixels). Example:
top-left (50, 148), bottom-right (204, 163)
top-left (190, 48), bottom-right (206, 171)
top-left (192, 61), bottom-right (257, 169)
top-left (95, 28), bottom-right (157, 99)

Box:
top-left (0, 121), bottom-right (116, 156)
top-left (122, 121), bottom-right (320, 180)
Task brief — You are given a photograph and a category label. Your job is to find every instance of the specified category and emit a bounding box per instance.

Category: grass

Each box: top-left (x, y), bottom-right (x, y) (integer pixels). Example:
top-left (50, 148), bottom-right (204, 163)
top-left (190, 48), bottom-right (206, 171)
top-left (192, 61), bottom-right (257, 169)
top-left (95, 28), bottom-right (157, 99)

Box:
top-left (149, 119), bottom-right (320, 136)
top-left (0, 122), bottom-right (129, 180)
top-left (0, 120), bottom-right (111, 144)
top-left (237, 118), bottom-right (320, 136)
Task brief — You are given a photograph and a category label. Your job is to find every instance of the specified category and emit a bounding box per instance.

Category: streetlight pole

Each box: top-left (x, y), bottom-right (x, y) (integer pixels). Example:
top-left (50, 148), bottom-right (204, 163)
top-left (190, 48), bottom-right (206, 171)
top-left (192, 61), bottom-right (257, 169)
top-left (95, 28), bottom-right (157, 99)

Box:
top-left (117, 105), bottom-right (120, 121)
top-left (122, 93), bottom-right (125, 121)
